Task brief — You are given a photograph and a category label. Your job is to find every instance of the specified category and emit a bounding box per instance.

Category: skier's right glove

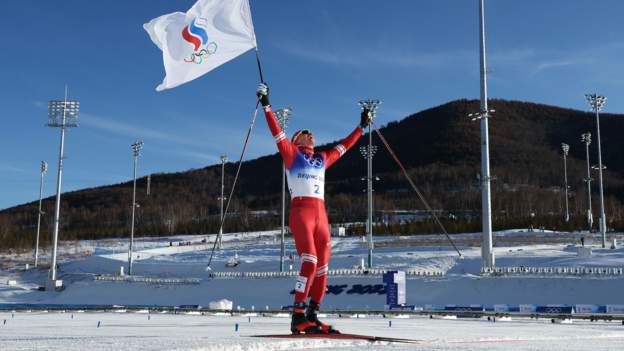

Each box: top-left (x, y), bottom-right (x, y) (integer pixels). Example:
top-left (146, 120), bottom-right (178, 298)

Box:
top-left (256, 83), bottom-right (270, 107)
top-left (360, 109), bottom-right (372, 129)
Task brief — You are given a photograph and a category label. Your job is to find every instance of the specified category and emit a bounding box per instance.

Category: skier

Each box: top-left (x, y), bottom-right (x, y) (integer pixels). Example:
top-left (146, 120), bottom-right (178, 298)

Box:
top-left (256, 83), bottom-right (371, 334)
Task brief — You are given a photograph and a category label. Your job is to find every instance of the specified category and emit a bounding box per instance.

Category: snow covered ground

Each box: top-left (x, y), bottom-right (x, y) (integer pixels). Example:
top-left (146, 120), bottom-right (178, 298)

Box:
top-left (1, 230), bottom-right (624, 307)
top-left (1, 229), bottom-right (624, 349)
top-left (1, 311), bottom-right (623, 350)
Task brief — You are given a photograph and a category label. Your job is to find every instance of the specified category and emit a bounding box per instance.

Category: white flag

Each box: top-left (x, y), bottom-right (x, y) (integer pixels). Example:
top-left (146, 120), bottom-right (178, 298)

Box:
top-left (144, 0), bottom-right (257, 91)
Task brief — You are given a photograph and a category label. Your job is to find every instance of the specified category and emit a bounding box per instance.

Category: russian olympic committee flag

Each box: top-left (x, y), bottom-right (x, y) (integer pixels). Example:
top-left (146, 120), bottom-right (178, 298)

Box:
top-left (144, 0), bottom-right (257, 91)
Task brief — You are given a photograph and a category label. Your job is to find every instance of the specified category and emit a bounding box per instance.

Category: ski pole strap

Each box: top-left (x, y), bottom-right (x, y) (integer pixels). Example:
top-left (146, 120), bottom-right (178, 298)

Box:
top-left (370, 122), bottom-right (462, 257)
top-left (207, 98), bottom-right (262, 269)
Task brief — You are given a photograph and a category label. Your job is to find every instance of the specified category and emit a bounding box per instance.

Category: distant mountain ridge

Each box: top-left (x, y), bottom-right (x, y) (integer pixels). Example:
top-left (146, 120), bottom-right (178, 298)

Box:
top-left (1, 99), bottom-right (623, 250)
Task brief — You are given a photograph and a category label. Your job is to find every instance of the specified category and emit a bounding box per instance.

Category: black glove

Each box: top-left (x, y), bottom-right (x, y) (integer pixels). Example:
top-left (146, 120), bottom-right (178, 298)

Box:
top-left (360, 109), bottom-right (372, 128)
top-left (256, 83), bottom-right (270, 107)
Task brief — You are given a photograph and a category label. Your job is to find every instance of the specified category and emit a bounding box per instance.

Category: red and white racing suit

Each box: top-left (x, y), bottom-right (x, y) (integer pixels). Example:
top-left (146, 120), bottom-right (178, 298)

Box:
top-left (263, 105), bottom-right (362, 305)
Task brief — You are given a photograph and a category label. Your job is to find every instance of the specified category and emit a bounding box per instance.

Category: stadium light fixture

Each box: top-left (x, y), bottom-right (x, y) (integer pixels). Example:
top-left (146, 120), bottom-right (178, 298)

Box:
top-left (217, 154), bottom-right (228, 250)
top-left (128, 140), bottom-right (143, 275)
top-left (46, 86), bottom-right (79, 290)
top-left (358, 99), bottom-right (381, 269)
top-left (561, 143), bottom-right (570, 223)
top-left (469, 0), bottom-right (495, 270)
top-left (585, 93), bottom-right (608, 247)
top-left (275, 107), bottom-right (292, 272)
top-left (581, 132), bottom-right (593, 230)
top-left (34, 161), bottom-right (48, 268)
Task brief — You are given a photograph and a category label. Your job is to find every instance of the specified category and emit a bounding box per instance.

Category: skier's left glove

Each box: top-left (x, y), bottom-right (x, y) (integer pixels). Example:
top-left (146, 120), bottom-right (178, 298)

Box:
top-left (360, 109), bottom-right (372, 129)
top-left (256, 83), bottom-right (270, 107)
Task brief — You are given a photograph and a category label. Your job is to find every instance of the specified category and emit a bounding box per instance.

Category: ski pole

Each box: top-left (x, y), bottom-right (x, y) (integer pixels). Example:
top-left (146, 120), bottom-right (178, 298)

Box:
top-left (370, 121), bottom-right (462, 257)
top-left (206, 99), bottom-right (261, 270)
top-left (207, 35), bottom-right (267, 270)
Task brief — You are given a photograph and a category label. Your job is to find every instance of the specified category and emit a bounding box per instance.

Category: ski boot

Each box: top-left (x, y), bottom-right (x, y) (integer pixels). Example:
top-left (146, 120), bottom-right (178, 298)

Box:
top-left (291, 302), bottom-right (324, 334)
top-left (306, 301), bottom-right (340, 334)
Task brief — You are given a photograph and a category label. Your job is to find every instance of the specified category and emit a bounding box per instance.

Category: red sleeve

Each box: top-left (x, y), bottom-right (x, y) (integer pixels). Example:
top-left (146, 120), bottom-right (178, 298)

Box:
top-left (263, 105), bottom-right (297, 169)
top-left (321, 127), bottom-right (363, 169)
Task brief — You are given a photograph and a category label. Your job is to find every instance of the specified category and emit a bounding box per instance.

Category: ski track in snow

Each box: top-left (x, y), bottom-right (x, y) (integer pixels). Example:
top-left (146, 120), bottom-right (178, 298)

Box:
top-left (1, 312), bottom-right (624, 350)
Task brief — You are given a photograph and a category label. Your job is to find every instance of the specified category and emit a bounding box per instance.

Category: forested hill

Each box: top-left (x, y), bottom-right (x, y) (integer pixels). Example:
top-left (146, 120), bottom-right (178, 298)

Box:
top-left (2, 99), bottom-right (624, 249)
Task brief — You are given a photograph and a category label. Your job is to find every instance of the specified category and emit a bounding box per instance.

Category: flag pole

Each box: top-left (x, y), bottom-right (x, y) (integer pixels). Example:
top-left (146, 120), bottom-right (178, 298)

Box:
top-left (255, 48), bottom-right (265, 83)
top-left (371, 121), bottom-right (463, 257)
top-left (206, 99), bottom-right (261, 271)
top-left (250, 0), bottom-right (264, 83)
top-left (205, 0), bottom-right (266, 271)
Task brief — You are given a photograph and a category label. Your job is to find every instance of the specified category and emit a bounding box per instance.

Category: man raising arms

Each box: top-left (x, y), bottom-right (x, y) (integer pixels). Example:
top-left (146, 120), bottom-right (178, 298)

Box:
top-left (256, 83), bottom-right (371, 334)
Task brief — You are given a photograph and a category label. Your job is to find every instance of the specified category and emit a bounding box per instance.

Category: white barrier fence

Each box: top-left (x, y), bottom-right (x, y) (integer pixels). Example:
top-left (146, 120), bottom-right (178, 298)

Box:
top-left (94, 269), bottom-right (444, 283)
top-left (95, 275), bottom-right (201, 285)
top-left (210, 268), bottom-right (445, 279)
top-left (482, 266), bottom-right (624, 277)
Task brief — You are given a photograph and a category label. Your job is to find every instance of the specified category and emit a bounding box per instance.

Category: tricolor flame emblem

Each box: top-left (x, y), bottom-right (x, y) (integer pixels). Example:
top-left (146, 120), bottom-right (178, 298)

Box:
top-left (182, 18), bottom-right (209, 52)
top-left (181, 17), bottom-right (217, 64)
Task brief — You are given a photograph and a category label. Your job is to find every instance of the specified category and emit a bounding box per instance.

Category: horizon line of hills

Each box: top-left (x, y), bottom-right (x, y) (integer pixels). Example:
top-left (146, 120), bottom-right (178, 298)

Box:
top-left (1, 98), bottom-right (623, 250)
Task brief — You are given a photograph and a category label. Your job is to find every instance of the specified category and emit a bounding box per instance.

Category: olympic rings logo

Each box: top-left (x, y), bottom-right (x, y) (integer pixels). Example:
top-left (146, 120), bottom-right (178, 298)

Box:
top-left (304, 154), bottom-right (324, 168)
top-left (184, 42), bottom-right (218, 64)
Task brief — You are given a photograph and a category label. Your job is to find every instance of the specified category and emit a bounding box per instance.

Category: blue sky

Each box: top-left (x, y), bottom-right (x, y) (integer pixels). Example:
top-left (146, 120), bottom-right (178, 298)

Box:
top-left (1, 0), bottom-right (623, 210)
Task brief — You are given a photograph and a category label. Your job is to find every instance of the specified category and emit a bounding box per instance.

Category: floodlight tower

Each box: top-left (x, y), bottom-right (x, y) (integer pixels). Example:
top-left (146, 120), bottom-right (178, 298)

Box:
top-left (34, 161), bottom-right (48, 268)
top-left (581, 132), bottom-right (593, 230)
top-left (585, 93), bottom-right (607, 247)
top-left (358, 99), bottom-right (381, 269)
top-left (218, 154), bottom-right (227, 250)
top-left (468, 0), bottom-right (495, 270)
top-left (359, 143), bottom-right (378, 269)
top-left (128, 140), bottom-right (143, 275)
top-left (46, 87), bottom-right (79, 290)
top-left (561, 143), bottom-right (570, 223)
top-left (275, 107), bottom-right (292, 272)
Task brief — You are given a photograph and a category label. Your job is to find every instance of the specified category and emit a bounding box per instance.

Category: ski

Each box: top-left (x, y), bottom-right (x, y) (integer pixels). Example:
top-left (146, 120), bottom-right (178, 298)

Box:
top-left (250, 333), bottom-right (421, 344)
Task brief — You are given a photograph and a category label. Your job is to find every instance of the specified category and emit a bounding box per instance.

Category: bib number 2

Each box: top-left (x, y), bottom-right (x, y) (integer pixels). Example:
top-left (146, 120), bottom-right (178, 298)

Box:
top-left (314, 184), bottom-right (320, 194)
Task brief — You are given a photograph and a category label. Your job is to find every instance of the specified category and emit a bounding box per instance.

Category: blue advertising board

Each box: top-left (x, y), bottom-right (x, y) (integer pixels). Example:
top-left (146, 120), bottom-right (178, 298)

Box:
top-left (383, 271), bottom-right (406, 306)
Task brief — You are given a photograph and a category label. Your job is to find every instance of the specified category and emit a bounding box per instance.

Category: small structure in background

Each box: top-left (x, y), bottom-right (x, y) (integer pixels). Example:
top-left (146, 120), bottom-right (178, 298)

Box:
top-left (225, 252), bottom-right (240, 268)
top-left (209, 299), bottom-right (233, 310)
top-left (577, 247), bottom-right (592, 258)
top-left (331, 226), bottom-right (346, 237)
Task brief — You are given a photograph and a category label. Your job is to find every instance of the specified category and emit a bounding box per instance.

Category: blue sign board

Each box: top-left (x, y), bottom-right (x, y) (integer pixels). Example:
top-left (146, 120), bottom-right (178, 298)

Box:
top-left (383, 271), bottom-right (406, 306)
